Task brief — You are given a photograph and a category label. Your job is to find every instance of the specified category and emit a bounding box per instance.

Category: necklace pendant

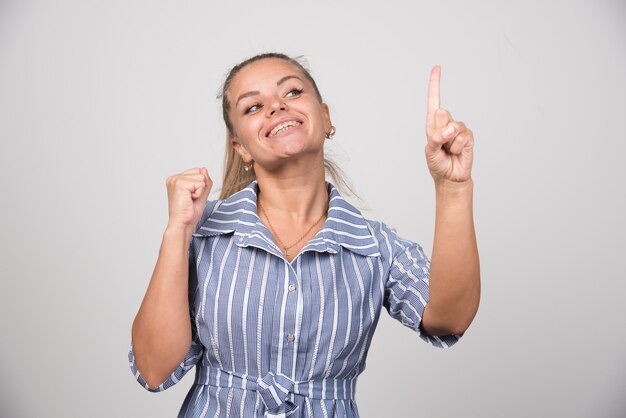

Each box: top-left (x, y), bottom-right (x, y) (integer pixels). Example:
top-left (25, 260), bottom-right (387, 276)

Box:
top-left (283, 248), bottom-right (289, 258)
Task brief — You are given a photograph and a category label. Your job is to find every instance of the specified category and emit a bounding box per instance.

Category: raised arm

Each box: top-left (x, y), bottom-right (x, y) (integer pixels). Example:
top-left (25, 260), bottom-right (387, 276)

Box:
top-left (131, 167), bottom-right (212, 388)
top-left (420, 66), bottom-right (480, 336)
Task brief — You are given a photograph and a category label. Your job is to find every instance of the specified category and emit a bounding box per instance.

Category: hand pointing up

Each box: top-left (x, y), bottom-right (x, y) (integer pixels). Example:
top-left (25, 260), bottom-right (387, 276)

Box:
top-left (425, 66), bottom-right (475, 184)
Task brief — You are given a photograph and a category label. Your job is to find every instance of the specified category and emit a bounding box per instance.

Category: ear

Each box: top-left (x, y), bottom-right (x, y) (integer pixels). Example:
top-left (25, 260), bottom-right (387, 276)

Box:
top-left (231, 136), bottom-right (253, 163)
top-left (321, 103), bottom-right (332, 132)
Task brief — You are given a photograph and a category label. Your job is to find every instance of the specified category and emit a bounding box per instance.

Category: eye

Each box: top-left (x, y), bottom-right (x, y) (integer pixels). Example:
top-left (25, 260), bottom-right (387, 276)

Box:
top-left (285, 88), bottom-right (303, 98)
top-left (244, 103), bottom-right (262, 114)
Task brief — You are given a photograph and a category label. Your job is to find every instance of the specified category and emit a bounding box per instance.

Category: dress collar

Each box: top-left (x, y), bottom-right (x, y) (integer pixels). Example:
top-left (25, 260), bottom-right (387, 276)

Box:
top-left (193, 180), bottom-right (380, 258)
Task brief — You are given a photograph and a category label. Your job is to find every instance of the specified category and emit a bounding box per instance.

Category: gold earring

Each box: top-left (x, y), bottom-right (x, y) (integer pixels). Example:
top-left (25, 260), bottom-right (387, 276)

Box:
top-left (243, 161), bottom-right (253, 172)
top-left (325, 125), bottom-right (336, 139)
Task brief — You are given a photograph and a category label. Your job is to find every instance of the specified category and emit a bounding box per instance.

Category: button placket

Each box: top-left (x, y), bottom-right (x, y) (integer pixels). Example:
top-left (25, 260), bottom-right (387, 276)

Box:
top-left (283, 267), bottom-right (300, 351)
top-left (280, 257), bottom-right (307, 380)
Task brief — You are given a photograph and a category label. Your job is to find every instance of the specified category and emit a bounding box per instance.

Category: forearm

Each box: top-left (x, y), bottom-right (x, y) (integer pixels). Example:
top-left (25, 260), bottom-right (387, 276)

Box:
top-left (131, 225), bottom-right (195, 387)
top-left (422, 179), bottom-right (480, 336)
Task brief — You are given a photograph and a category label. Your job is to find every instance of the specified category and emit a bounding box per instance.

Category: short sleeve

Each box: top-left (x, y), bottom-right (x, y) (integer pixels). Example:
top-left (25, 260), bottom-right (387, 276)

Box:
top-left (383, 227), bottom-right (462, 348)
top-left (128, 333), bottom-right (203, 392)
top-left (128, 235), bottom-right (205, 392)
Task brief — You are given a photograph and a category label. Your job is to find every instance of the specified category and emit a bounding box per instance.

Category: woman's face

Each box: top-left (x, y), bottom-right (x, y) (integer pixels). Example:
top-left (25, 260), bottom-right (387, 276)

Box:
top-left (228, 59), bottom-right (331, 173)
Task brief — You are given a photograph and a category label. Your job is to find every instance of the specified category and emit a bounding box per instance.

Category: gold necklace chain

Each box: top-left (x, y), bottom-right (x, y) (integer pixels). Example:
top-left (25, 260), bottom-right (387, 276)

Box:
top-left (257, 199), bottom-right (327, 259)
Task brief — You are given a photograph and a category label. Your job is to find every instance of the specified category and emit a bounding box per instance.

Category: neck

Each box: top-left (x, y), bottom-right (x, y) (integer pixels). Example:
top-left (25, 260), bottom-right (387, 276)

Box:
top-left (255, 165), bottom-right (328, 222)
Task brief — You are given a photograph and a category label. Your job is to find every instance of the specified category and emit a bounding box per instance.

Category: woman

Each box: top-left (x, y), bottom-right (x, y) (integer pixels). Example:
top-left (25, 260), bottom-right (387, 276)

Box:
top-left (129, 52), bottom-right (480, 417)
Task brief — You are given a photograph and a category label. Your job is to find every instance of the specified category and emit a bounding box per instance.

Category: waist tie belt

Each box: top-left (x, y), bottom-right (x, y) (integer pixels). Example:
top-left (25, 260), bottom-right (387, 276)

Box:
top-left (195, 366), bottom-right (357, 418)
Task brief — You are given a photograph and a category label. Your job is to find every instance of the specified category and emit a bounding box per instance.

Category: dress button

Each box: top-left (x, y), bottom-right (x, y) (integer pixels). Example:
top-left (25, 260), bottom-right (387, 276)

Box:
top-left (288, 284), bottom-right (296, 292)
top-left (286, 333), bottom-right (295, 342)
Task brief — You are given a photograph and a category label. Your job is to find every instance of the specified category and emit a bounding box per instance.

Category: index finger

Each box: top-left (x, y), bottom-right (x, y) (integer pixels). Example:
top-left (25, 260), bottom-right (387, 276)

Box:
top-left (180, 167), bottom-right (205, 175)
top-left (427, 65), bottom-right (441, 120)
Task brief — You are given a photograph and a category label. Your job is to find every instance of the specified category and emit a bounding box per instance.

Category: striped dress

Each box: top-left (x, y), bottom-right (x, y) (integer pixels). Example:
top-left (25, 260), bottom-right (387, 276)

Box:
top-left (129, 180), bottom-right (461, 417)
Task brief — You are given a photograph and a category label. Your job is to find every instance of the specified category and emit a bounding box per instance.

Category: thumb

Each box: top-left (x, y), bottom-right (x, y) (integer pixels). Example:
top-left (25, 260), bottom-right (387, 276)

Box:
top-left (191, 167), bottom-right (212, 200)
top-left (198, 167), bottom-right (212, 200)
top-left (426, 109), bottom-right (453, 153)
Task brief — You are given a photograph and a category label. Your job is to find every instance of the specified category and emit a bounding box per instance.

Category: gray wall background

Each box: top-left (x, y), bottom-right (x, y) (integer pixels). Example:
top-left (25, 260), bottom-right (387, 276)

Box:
top-left (1, 0), bottom-right (625, 417)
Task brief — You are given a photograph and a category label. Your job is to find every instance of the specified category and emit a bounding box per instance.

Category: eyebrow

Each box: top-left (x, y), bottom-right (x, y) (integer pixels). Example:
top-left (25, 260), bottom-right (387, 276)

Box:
top-left (235, 75), bottom-right (304, 106)
top-left (277, 75), bottom-right (302, 86)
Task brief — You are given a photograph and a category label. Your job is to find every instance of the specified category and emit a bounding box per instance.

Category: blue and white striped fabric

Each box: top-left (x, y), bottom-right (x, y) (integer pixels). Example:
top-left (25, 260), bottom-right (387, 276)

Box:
top-left (129, 180), bottom-right (461, 417)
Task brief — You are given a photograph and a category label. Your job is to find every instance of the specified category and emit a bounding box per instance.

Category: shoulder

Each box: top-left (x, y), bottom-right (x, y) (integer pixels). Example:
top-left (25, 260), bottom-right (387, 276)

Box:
top-left (194, 198), bottom-right (222, 232)
top-left (326, 182), bottom-right (421, 262)
top-left (193, 182), bottom-right (259, 236)
top-left (360, 217), bottom-right (401, 263)
top-left (361, 216), bottom-right (427, 265)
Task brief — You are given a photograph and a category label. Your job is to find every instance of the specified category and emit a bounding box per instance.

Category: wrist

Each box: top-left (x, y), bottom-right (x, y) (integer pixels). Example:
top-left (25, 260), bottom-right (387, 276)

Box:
top-left (164, 222), bottom-right (195, 242)
top-left (434, 177), bottom-right (473, 195)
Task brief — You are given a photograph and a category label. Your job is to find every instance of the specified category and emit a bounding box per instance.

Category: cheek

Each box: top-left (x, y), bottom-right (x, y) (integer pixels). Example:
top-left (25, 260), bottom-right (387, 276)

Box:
top-left (233, 116), bottom-right (261, 140)
top-left (316, 108), bottom-right (330, 132)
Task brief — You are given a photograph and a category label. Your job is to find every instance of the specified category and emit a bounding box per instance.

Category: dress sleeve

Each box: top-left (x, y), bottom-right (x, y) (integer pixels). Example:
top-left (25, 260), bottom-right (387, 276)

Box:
top-left (128, 333), bottom-right (203, 392)
top-left (128, 238), bottom-right (205, 392)
top-left (383, 226), bottom-right (462, 348)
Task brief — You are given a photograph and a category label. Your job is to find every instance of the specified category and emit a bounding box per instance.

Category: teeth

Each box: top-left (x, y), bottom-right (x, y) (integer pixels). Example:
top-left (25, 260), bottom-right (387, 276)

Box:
top-left (269, 121), bottom-right (301, 137)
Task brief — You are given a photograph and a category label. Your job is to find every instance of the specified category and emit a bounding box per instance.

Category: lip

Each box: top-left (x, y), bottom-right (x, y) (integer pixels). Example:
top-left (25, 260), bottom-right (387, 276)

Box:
top-left (265, 117), bottom-right (303, 138)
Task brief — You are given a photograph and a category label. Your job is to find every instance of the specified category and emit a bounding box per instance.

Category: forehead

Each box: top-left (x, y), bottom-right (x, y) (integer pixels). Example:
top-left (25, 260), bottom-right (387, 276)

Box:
top-left (230, 59), bottom-right (307, 94)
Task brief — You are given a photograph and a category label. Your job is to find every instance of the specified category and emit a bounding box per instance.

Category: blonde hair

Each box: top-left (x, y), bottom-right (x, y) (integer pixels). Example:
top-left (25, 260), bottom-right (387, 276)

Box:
top-left (217, 52), bottom-right (357, 201)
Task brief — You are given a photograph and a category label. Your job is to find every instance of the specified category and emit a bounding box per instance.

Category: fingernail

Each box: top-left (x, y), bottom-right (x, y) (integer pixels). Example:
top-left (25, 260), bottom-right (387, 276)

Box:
top-left (443, 126), bottom-right (455, 138)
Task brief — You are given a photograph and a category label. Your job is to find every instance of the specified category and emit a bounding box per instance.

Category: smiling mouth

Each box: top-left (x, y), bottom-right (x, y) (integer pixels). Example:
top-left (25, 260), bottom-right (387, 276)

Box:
top-left (267, 121), bottom-right (302, 138)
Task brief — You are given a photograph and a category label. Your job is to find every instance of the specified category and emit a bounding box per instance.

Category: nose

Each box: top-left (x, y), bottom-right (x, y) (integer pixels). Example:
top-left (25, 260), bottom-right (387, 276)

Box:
top-left (269, 99), bottom-right (287, 116)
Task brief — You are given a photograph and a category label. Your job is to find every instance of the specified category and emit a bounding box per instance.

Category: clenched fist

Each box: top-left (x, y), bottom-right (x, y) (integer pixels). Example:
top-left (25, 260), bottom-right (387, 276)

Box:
top-left (165, 167), bottom-right (212, 234)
